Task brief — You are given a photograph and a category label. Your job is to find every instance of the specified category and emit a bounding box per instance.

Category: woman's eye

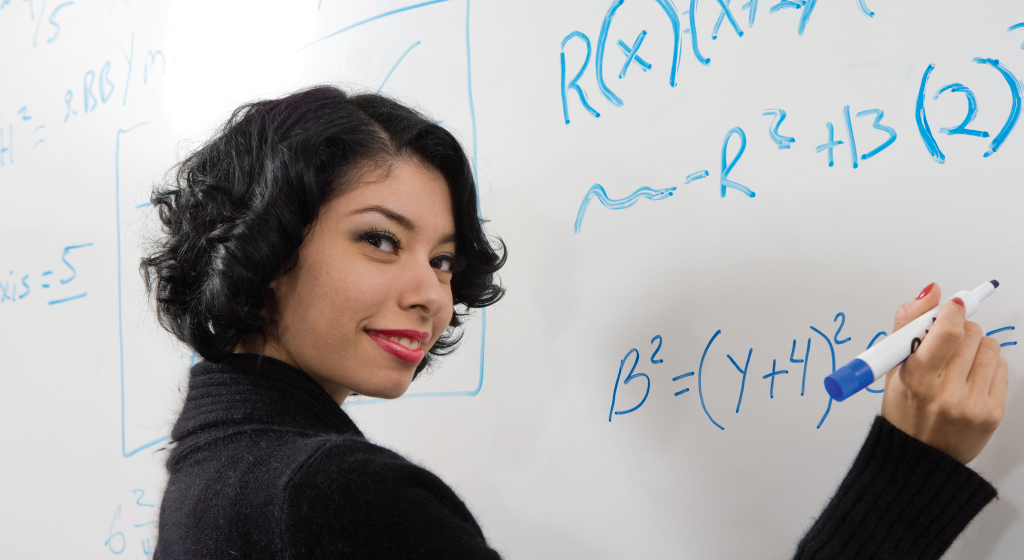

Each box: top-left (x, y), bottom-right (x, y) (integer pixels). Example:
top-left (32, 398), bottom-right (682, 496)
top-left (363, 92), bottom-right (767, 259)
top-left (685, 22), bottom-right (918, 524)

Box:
top-left (364, 232), bottom-right (399, 254)
top-left (431, 255), bottom-right (454, 272)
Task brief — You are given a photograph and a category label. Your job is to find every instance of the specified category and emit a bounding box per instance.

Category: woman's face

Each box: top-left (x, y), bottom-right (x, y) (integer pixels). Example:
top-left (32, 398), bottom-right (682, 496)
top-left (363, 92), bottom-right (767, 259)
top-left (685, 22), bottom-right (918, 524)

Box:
top-left (260, 159), bottom-right (457, 403)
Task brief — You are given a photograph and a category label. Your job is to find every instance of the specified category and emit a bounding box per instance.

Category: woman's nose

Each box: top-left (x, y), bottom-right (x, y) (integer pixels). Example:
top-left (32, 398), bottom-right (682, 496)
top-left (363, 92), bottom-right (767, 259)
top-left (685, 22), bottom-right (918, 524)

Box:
top-left (397, 258), bottom-right (449, 317)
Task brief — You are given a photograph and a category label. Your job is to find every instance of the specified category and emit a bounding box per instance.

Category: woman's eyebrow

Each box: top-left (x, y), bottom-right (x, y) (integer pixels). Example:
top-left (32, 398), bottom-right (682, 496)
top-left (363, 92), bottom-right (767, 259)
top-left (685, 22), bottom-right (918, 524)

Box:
top-left (351, 205), bottom-right (456, 244)
top-left (351, 205), bottom-right (415, 230)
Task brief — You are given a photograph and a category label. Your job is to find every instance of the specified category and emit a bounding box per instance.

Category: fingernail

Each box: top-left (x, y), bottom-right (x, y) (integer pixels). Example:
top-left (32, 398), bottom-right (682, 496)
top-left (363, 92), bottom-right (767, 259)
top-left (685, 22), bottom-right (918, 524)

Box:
top-left (952, 297), bottom-right (965, 308)
top-left (916, 283), bottom-right (935, 300)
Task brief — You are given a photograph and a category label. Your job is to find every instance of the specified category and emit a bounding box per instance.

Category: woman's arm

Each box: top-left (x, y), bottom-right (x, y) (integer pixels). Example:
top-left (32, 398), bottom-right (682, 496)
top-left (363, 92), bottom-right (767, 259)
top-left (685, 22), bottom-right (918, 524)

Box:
top-left (794, 284), bottom-right (1007, 559)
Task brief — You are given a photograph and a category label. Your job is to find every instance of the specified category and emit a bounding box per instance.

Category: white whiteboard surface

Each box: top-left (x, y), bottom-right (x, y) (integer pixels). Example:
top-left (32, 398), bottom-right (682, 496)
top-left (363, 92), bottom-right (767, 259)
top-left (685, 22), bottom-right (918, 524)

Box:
top-left (2, 1), bottom-right (1023, 558)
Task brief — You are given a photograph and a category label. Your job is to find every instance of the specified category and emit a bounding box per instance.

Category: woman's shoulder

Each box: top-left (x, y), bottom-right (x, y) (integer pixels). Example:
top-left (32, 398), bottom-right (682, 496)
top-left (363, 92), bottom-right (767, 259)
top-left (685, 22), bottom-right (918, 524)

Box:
top-left (284, 434), bottom-right (465, 511)
top-left (282, 436), bottom-right (501, 559)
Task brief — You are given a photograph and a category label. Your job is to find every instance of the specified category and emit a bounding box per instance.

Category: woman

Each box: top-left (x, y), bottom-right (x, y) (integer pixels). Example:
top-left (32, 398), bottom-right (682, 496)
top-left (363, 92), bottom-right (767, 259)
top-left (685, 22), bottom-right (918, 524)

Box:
top-left (146, 86), bottom-right (1006, 559)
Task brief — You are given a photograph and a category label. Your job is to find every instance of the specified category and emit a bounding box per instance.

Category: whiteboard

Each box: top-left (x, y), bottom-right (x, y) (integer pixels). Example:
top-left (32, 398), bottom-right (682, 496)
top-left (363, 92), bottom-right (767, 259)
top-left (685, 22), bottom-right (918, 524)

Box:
top-left (1, 1), bottom-right (1022, 558)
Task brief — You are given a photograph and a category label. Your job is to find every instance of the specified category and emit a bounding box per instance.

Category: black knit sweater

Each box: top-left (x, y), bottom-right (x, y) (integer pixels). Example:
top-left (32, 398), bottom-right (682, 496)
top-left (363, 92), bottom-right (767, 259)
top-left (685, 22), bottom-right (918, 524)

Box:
top-left (154, 354), bottom-right (996, 559)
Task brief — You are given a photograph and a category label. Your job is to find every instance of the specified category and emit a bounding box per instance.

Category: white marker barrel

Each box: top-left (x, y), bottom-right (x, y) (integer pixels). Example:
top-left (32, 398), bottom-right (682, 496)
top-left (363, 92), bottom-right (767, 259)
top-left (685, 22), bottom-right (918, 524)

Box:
top-left (825, 281), bottom-right (999, 401)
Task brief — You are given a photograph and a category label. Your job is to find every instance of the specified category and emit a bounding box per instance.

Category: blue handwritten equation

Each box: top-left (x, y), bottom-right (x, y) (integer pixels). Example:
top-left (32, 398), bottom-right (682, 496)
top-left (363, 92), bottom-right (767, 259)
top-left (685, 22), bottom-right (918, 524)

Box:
top-left (0, 242), bottom-right (93, 306)
top-left (608, 314), bottom-right (1017, 429)
top-left (62, 33), bottom-right (166, 123)
top-left (0, 0), bottom-right (76, 47)
top-left (563, 4), bottom-right (1024, 232)
top-left (104, 489), bottom-right (156, 558)
top-left (0, 105), bottom-right (48, 166)
top-left (560, 0), bottom-right (885, 125)
top-left (917, 58), bottom-right (1022, 162)
top-left (0, 37), bottom-right (165, 158)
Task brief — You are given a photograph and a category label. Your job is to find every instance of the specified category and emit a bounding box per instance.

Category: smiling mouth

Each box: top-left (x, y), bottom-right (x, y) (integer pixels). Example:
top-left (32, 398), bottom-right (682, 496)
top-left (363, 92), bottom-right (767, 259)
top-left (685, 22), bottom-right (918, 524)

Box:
top-left (365, 329), bottom-right (430, 364)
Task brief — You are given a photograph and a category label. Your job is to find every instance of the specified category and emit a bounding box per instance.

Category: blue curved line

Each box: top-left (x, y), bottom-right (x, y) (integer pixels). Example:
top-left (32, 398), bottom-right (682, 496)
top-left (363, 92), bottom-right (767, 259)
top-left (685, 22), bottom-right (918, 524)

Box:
top-left (377, 40), bottom-right (421, 94)
top-left (297, 0), bottom-right (450, 51)
top-left (763, 109), bottom-right (795, 149)
top-left (854, 108), bottom-right (897, 160)
top-left (973, 58), bottom-right (1022, 158)
top-left (48, 292), bottom-right (87, 305)
top-left (798, 0), bottom-right (817, 35)
top-left (833, 312), bottom-right (851, 344)
top-left (935, 83), bottom-right (989, 138)
top-left (1010, 23), bottom-right (1024, 49)
top-left (809, 326), bottom-right (835, 429)
top-left (721, 127), bottom-right (754, 197)
top-left (684, 170), bottom-right (709, 183)
top-left (856, 0), bottom-right (874, 17)
top-left (615, 349), bottom-right (651, 416)
top-left (864, 331), bottom-right (887, 393)
top-left (653, 0), bottom-right (683, 87)
top-left (595, 0), bottom-right (626, 107)
top-left (817, 396), bottom-right (833, 428)
top-left (689, 0), bottom-right (710, 65)
top-left (987, 326), bottom-right (1015, 336)
top-left (809, 327), bottom-right (835, 375)
top-left (916, 64), bottom-right (945, 163)
top-left (699, 330), bottom-right (725, 430)
top-left (769, 0), bottom-right (802, 15)
top-left (935, 83), bottom-right (966, 97)
top-left (574, 183), bottom-right (676, 233)
top-left (562, 31), bottom-right (600, 124)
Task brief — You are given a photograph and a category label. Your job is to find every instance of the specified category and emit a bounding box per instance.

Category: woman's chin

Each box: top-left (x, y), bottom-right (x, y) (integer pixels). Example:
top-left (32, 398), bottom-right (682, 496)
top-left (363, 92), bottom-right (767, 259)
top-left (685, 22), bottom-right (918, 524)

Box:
top-left (357, 373), bottom-right (415, 400)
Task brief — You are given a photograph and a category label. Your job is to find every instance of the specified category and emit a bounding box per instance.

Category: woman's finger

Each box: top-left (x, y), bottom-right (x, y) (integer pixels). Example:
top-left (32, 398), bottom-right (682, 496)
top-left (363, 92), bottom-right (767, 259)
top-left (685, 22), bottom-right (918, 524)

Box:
top-left (966, 336), bottom-right (1002, 396)
top-left (940, 321), bottom-right (984, 387)
top-left (901, 299), bottom-right (966, 387)
top-left (892, 283), bottom-right (942, 332)
top-left (885, 283), bottom-right (943, 388)
top-left (991, 356), bottom-right (1009, 401)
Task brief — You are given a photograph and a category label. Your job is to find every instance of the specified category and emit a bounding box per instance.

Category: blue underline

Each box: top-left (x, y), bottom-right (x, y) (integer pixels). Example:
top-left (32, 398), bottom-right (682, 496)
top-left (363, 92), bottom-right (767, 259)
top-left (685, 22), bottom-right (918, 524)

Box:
top-left (48, 292), bottom-right (87, 305)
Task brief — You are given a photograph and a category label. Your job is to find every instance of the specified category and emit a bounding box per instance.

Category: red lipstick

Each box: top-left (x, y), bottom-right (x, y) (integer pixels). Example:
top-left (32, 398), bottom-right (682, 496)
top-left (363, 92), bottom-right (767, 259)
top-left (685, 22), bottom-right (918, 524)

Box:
top-left (365, 329), bottom-right (430, 364)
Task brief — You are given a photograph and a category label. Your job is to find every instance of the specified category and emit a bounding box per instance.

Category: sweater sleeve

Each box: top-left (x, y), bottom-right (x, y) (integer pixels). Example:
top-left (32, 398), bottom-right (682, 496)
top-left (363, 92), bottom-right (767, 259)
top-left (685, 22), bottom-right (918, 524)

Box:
top-left (283, 438), bottom-right (502, 560)
top-left (794, 416), bottom-right (997, 560)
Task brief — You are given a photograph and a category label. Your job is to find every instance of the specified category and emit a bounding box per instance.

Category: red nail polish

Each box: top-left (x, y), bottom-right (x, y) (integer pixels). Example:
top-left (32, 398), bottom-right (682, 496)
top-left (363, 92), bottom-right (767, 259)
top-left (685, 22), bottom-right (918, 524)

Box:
top-left (916, 283), bottom-right (935, 300)
top-left (952, 297), bottom-right (965, 308)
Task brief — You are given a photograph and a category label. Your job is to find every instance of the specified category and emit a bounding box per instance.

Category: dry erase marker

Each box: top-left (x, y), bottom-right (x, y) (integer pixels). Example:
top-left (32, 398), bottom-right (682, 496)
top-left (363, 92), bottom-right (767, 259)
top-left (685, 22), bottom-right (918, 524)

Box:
top-left (824, 280), bottom-right (1000, 402)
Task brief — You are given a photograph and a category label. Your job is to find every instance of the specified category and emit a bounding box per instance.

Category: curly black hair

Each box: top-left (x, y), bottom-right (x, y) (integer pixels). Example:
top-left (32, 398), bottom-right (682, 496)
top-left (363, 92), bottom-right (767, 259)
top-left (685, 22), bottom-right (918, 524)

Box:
top-left (141, 86), bottom-right (505, 374)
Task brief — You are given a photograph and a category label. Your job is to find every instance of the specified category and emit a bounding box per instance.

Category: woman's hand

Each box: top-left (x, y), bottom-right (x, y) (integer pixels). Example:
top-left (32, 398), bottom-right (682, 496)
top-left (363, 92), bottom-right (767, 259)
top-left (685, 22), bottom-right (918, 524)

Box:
top-left (880, 283), bottom-right (1009, 464)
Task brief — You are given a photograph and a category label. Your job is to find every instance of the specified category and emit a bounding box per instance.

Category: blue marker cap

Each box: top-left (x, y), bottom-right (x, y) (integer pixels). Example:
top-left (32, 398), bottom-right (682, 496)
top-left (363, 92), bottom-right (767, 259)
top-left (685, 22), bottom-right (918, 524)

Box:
top-left (824, 359), bottom-right (876, 402)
